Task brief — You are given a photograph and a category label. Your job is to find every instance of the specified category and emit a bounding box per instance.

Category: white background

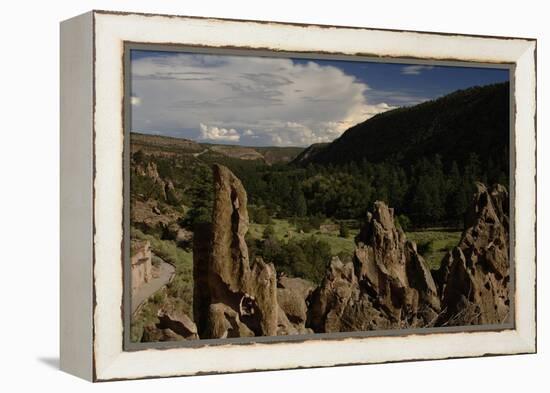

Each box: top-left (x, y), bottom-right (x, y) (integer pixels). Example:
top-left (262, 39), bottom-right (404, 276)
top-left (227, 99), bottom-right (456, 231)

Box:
top-left (0, 0), bottom-right (546, 391)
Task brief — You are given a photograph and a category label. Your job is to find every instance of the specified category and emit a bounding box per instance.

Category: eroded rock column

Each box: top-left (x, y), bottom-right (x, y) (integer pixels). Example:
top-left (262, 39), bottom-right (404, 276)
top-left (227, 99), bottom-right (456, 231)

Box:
top-left (436, 183), bottom-right (510, 326)
top-left (193, 164), bottom-right (279, 338)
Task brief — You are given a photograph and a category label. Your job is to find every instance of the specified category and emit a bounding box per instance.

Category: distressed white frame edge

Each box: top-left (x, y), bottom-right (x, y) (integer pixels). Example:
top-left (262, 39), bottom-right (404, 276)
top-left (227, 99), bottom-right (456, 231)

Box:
top-left (60, 11), bottom-right (94, 381)
top-left (76, 11), bottom-right (535, 381)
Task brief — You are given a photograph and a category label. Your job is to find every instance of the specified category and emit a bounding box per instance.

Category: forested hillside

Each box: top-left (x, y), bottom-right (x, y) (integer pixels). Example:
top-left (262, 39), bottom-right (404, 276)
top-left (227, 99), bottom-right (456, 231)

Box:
top-left (290, 82), bottom-right (510, 226)
top-left (295, 82), bottom-right (509, 171)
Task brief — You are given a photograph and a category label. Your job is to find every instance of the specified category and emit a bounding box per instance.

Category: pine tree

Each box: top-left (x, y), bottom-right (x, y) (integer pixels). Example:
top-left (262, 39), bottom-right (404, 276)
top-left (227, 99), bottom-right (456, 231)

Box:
top-left (339, 221), bottom-right (349, 238)
top-left (289, 182), bottom-right (307, 217)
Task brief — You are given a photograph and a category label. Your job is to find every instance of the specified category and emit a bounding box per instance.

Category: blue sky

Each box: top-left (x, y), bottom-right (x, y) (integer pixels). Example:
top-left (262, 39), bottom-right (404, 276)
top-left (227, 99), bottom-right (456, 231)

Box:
top-left (294, 59), bottom-right (509, 106)
top-left (130, 50), bottom-right (509, 147)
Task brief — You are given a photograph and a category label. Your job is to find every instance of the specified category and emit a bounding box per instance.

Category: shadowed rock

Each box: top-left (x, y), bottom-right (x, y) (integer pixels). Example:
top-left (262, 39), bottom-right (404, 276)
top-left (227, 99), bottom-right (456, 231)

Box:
top-left (436, 183), bottom-right (510, 326)
top-left (277, 276), bottom-right (315, 333)
top-left (193, 223), bottom-right (213, 337)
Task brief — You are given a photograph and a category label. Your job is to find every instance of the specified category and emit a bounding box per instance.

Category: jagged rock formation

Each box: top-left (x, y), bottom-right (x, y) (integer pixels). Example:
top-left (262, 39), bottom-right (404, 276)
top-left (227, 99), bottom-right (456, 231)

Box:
top-left (193, 165), bottom-right (279, 338)
top-left (308, 256), bottom-right (394, 332)
top-left (435, 183), bottom-right (510, 326)
top-left (190, 166), bottom-right (510, 340)
top-left (308, 202), bottom-right (440, 332)
top-left (135, 161), bottom-right (168, 200)
top-left (354, 202), bottom-right (441, 326)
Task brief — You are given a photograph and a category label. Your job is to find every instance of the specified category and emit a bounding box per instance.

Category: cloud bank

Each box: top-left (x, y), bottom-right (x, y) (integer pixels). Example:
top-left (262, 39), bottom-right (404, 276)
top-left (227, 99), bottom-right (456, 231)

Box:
top-left (131, 53), bottom-right (395, 146)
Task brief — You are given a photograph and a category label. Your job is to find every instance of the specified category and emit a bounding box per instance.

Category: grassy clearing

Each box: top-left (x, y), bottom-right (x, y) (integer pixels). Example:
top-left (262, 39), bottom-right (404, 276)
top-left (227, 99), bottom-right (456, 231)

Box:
top-left (249, 218), bottom-right (358, 257)
top-left (406, 229), bottom-right (462, 270)
top-left (130, 227), bottom-right (194, 342)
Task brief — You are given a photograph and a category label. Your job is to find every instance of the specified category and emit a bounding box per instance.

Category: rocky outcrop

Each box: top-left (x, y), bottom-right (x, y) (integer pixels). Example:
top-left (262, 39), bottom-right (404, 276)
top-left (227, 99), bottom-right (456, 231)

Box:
top-left (308, 202), bottom-right (441, 332)
top-left (193, 165), bottom-right (279, 338)
top-left (142, 309), bottom-right (198, 341)
top-left (435, 183), bottom-right (510, 326)
top-left (157, 309), bottom-right (199, 339)
top-left (190, 165), bottom-right (510, 340)
top-left (310, 258), bottom-right (395, 333)
top-left (206, 303), bottom-right (255, 339)
top-left (135, 161), bottom-right (168, 200)
top-left (131, 199), bottom-right (184, 236)
top-left (353, 202), bottom-right (441, 327)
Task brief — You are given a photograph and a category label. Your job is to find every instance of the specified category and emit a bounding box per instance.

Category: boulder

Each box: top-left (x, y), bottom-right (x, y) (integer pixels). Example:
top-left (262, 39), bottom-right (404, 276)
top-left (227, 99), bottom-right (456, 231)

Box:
top-left (157, 309), bottom-right (199, 339)
top-left (141, 309), bottom-right (198, 342)
top-left (277, 276), bottom-right (314, 326)
top-left (142, 326), bottom-right (183, 342)
top-left (277, 305), bottom-right (314, 336)
top-left (278, 276), bottom-right (315, 299)
top-left (206, 303), bottom-right (255, 339)
top-left (436, 183), bottom-right (510, 326)
top-left (276, 306), bottom-right (299, 335)
top-left (277, 287), bottom-right (308, 325)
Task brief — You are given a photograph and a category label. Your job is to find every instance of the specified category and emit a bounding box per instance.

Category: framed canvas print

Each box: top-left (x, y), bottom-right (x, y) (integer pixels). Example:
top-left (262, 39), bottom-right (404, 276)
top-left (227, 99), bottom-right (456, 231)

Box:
top-left (60, 10), bottom-right (537, 381)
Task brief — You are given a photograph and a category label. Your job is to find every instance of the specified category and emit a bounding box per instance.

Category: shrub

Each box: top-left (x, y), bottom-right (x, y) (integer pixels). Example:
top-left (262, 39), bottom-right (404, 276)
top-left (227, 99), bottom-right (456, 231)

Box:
top-left (263, 224), bottom-right (276, 239)
top-left (151, 255), bottom-right (163, 268)
top-left (308, 214), bottom-right (324, 230)
top-left (396, 214), bottom-right (412, 231)
top-left (417, 240), bottom-right (435, 255)
top-left (151, 291), bottom-right (165, 305)
top-left (250, 205), bottom-right (273, 225)
top-left (339, 222), bottom-right (349, 238)
top-left (258, 234), bottom-right (332, 284)
top-left (296, 220), bottom-right (314, 233)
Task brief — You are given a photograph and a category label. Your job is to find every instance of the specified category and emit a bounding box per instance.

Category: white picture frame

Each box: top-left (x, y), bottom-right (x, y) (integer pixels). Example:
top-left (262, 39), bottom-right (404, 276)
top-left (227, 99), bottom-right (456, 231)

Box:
top-left (60, 10), bottom-right (536, 381)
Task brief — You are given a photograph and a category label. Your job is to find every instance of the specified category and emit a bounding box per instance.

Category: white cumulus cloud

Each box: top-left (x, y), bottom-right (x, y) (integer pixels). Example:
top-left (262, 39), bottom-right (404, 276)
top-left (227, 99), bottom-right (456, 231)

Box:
top-left (131, 53), bottom-right (396, 146)
top-left (199, 123), bottom-right (240, 142)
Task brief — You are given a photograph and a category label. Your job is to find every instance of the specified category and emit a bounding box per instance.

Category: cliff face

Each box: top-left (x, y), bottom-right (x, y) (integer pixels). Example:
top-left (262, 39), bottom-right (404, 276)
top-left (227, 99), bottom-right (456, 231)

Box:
top-left (191, 165), bottom-right (510, 339)
top-left (131, 240), bottom-right (152, 293)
